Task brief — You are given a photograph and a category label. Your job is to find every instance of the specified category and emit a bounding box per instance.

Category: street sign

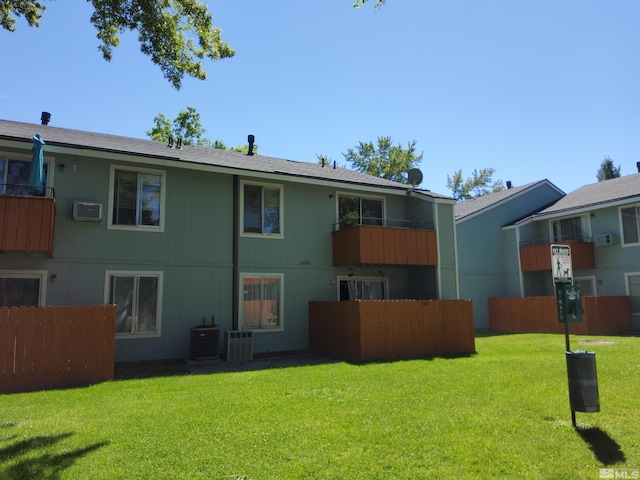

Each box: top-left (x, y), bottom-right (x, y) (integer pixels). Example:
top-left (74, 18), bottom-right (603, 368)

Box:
top-left (551, 244), bottom-right (573, 285)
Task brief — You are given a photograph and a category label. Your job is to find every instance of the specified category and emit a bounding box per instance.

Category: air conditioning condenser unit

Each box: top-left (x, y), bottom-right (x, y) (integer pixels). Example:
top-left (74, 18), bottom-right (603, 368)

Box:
top-left (224, 331), bottom-right (253, 362)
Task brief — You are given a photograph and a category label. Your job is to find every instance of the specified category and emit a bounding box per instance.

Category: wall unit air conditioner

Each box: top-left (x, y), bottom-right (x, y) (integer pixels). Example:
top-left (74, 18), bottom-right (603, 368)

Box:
top-left (73, 201), bottom-right (103, 222)
top-left (595, 233), bottom-right (614, 246)
top-left (224, 330), bottom-right (253, 362)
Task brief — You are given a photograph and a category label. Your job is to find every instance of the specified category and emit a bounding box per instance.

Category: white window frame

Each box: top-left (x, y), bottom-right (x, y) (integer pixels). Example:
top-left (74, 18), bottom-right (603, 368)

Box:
top-left (619, 204), bottom-right (640, 247)
top-left (0, 153), bottom-right (55, 196)
top-left (240, 180), bottom-right (284, 239)
top-left (625, 272), bottom-right (640, 325)
top-left (548, 214), bottom-right (591, 243)
top-left (104, 270), bottom-right (163, 339)
top-left (239, 273), bottom-right (284, 332)
top-left (574, 276), bottom-right (597, 297)
top-left (336, 192), bottom-right (386, 229)
top-left (107, 165), bottom-right (166, 232)
top-left (0, 270), bottom-right (47, 306)
top-left (337, 275), bottom-right (389, 301)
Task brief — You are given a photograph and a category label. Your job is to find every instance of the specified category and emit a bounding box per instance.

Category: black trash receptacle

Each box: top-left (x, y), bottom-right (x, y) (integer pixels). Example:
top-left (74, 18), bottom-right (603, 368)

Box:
top-left (565, 350), bottom-right (600, 413)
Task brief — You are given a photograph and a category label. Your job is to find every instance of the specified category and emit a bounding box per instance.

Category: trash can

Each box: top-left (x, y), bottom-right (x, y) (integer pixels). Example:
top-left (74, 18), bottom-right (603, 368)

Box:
top-left (565, 350), bottom-right (600, 413)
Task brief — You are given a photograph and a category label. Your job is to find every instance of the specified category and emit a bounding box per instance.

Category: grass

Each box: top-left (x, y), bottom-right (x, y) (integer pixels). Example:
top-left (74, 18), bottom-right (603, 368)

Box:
top-left (1, 333), bottom-right (639, 479)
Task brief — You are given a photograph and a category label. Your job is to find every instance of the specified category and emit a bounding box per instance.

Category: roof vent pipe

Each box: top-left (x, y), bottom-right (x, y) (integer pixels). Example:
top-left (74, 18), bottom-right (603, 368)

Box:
top-left (41, 112), bottom-right (51, 125)
top-left (506, 180), bottom-right (512, 189)
top-left (247, 135), bottom-right (255, 156)
top-left (637, 161), bottom-right (640, 173)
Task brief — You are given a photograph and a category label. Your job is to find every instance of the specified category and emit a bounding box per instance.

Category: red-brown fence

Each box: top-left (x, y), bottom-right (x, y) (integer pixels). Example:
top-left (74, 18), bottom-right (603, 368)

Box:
top-left (309, 299), bottom-right (475, 363)
top-left (0, 305), bottom-right (116, 394)
top-left (488, 296), bottom-right (631, 335)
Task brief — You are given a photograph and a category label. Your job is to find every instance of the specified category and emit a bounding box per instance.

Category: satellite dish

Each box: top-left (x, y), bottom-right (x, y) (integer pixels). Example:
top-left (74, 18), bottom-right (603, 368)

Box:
top-left (407, 168), bottom-right (423, 187)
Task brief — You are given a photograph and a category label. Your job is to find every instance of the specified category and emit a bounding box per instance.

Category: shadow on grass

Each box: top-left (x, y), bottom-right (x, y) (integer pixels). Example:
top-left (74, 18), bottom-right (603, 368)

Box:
top-left (575, 426), bottom-right (625, 466)
top-left (0, 432), bottom-right (108, 480)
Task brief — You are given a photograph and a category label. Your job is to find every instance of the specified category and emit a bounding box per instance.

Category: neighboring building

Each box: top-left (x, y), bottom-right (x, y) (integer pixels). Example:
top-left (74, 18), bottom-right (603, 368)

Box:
top-left (455, 180), bottom-right (565, 329)
top-left (0, 118), bottom-right (458, 362)
top-left (510, 172), bottom-right (640, 330)
top-left (456, 172), bottom-right (640, 331)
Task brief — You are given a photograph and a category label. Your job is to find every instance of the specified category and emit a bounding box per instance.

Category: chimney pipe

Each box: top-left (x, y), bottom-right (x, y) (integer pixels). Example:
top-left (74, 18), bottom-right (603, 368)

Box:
top-left (247, 135), bottom-right (255, 156)
top-left (41, 112), bottom-right (51, 125)
top-left (637, 161), bottom-right (640, 173)
top-left (506, 180), bottom-right (512, 189)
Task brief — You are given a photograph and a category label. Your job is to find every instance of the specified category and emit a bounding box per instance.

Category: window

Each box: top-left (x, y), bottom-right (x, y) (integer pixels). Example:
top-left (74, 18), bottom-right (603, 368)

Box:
top-left (339, 277), bottom-right (388, 301)
top-left (240, 274), bottom-right (283, 330)
top-left (337, 194), bottom-right (383, 229)
top-left (552, 216), bottom-right (586, 242)
top-left (625, 273), bottom-right (640, 325)
top-left (241, 181), bottom-right (283, 237)
top-left (108, 166), bottom-right (165, 231)
top-left (621, 206), bottom-right (640, 245)
top-left (0, 157), bottom-right (49, 196)
top-left (0, 271), bottom-right (46, 307)
top-left (105, 271), bottom-right (162, 336)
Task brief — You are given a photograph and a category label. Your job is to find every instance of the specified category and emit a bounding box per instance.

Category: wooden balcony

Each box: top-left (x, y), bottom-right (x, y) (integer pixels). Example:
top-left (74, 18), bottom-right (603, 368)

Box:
top-left (519, 240), bottom-right (595, 272)
top-left (332, 225), bottom-right (437, 266)
top-left (0, 195), bottom-right (55, 256)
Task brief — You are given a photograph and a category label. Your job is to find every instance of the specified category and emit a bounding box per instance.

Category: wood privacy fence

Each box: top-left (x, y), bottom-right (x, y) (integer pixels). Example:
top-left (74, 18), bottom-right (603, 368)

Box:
top-left (309, 300), bottom-right (475, 363)
top-left (488, 296), bottom-right (631, 335)
top-left (0, 305), bottom-right (116, 394)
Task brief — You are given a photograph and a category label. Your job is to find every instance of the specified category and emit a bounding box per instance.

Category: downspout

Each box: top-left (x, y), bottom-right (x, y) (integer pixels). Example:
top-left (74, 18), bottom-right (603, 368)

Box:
top-left (232, 175), bottom-right (239, 330)
top-left (516, 226), bottom-right (525, 297)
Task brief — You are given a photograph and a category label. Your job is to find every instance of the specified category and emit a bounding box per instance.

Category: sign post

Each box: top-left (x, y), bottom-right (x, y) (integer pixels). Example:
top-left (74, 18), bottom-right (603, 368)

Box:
top-left (551, 244), bottom-right (598, 427)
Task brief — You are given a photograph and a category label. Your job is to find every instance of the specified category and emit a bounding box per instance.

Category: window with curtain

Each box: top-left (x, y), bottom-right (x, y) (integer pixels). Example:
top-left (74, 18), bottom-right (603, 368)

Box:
top-left (339, 278), bottom-right (387, 301)
top-left (109, 166), bottom-right (164, 230)
top-left (242, 181), bottom-right (282, 237)
top-left (106, 271), bottom-right (162, 336)
top-left (241, 274), bottom-right (283, 330)
top-left (621, 206), bottom-right (640, 245)
top-left (552, 217), bottom-right (584, 242)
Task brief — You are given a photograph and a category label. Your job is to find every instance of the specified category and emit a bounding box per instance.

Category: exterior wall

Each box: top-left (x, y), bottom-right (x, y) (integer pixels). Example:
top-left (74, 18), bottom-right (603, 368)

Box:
top-left (1, 143), bottom-right (458, 361)
top-left (457, 184), bottom-right (564, 329)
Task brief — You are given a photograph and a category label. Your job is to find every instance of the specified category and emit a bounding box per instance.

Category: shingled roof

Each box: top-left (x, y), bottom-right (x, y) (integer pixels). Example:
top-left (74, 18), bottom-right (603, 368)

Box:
top-left (454, 180), bottom-right (563, 221)
top-left (0, 119), bottom-right (451, 199)
top-left (533, 172), bottom-right (640, 216)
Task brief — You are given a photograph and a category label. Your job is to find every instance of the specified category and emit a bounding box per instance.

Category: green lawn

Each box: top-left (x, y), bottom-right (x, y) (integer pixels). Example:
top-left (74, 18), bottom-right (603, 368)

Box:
top-left (1, 333), bottom-right (639, 479)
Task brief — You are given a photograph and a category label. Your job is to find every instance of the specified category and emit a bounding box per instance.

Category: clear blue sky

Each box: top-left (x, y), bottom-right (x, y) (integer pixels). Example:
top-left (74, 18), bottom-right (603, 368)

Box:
top-left (1, 0), bottom-right (638, 196)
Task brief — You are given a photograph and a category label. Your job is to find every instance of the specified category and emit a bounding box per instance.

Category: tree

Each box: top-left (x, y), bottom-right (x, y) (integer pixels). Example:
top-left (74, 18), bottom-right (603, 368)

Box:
top-left (146, 106), bottom-right (257, 152)
top-left (446, 168), bottom-right (504, 201)
top-left (1, 0), bottom-right (235, 89)
top-left (146, 106), bottom-right (209, 146)
top-left (353, 0), bottom-right (386, 8)
top-left (342, 137), bottom-right (423, 184)
top-left (596, 156), bottom-right (621, 181)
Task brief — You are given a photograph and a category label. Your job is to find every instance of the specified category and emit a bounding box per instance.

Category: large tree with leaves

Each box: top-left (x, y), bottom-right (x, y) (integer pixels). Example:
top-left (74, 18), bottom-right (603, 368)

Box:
top-left (146, 106), bottom-right (257, 152)
top-left (1, 0), bottom-right (235, 89)
top-left (342, 137), bottom-right (423, 184)
top-left (596, 156), bottom-right (621, 181)
top-left (446, 168), bottom-right (504, 201)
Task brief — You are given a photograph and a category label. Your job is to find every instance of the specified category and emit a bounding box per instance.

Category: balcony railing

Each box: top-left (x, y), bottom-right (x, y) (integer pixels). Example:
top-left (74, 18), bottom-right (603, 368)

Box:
top-left (332, 220), bottom-right (437, 266)
top-left (0, 189), bottom-right (56, 256)
top-left (519, 239), bottom-right (595, 272)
